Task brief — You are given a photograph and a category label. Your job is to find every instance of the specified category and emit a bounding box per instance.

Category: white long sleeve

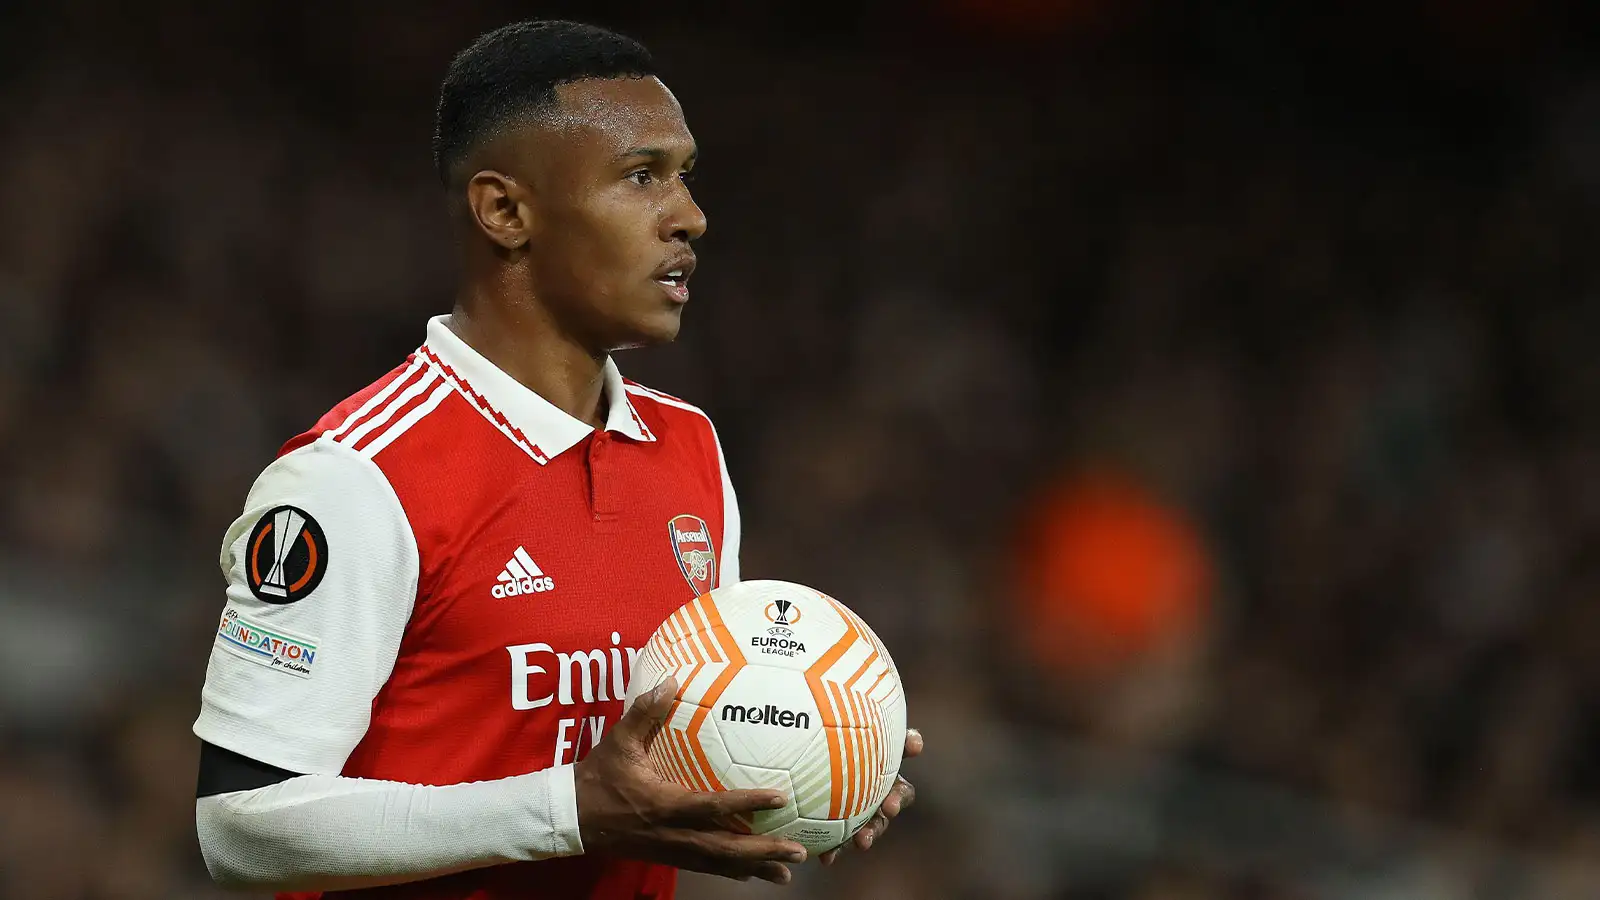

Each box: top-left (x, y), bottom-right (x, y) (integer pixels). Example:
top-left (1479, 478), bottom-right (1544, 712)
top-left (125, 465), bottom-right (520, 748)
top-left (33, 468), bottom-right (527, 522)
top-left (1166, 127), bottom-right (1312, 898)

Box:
top-left (196, 765), bottom-right (583, 892)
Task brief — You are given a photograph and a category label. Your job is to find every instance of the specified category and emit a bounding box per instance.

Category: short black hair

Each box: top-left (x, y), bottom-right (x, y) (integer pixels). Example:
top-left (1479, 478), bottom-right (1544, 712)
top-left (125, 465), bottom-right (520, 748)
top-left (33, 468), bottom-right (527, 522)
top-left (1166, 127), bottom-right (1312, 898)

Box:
top-left (433, 20), bottom-right (657, 186)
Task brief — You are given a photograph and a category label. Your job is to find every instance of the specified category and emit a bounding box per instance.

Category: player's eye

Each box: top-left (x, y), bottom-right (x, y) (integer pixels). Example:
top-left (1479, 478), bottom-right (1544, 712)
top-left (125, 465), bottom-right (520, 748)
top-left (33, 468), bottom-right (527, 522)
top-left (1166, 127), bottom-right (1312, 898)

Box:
top-left (679, 169), bottom-right (697, 185)
top-left (627, 169), bottom-right (654, 186)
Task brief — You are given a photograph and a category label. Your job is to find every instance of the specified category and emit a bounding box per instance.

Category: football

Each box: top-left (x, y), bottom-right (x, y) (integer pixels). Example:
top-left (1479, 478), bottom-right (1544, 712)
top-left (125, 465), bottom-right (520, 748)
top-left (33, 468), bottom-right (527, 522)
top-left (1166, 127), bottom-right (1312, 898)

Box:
top-left (623, 580), bottom-right (907, 854)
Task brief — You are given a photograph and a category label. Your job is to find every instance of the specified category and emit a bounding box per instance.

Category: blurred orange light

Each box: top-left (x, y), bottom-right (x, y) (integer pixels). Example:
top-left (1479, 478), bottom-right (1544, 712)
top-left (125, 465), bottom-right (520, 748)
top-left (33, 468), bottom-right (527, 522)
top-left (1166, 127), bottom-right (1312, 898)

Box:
top-left (1012, 470), bottom-right (1213, 675)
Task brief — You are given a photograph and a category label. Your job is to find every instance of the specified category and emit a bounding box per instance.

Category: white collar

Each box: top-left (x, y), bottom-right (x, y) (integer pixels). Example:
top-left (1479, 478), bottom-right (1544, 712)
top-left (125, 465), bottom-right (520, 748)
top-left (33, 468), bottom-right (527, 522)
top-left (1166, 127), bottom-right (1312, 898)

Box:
top-left (419, 315), bottom-right (655, 464)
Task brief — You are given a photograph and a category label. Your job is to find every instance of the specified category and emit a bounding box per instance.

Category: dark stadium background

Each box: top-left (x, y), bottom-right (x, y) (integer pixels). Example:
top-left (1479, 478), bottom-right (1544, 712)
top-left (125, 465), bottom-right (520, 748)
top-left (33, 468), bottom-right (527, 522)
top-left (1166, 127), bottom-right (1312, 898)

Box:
top-left (4, 1), bottom-right (1600, 897)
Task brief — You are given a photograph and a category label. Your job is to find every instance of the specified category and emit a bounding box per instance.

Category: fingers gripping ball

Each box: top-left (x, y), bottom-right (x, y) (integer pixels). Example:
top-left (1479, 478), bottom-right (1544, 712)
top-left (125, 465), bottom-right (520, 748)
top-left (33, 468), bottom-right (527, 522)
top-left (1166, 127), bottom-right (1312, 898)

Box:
top-left (623, 581), bottom-right (907, 855)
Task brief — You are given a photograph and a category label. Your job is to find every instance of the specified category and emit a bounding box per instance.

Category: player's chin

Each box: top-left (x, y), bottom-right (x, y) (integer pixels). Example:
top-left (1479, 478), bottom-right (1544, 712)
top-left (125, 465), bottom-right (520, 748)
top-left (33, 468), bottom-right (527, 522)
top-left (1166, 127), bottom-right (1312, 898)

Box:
top-left (609, 307), bottom-right (683, 349)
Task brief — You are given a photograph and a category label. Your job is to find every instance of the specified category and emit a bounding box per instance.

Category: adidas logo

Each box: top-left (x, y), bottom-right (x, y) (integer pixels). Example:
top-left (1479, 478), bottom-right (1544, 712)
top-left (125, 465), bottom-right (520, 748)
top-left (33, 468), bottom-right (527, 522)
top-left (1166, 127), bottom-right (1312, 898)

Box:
top-left (492, 547), bottom-right (555, 598)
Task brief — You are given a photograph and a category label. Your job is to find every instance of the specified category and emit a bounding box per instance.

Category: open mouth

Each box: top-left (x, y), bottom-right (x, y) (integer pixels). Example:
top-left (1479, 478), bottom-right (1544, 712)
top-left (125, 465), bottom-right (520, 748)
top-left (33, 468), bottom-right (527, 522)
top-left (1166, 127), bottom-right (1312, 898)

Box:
top-left (653, 253), bottom-right (695, 303)
top-left (654, 262), bottom-right (693, 303)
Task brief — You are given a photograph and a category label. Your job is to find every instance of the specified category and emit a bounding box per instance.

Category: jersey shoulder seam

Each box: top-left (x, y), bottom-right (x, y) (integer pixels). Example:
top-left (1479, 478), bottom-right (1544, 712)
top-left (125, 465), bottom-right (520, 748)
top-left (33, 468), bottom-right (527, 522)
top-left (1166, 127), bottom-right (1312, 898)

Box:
top-left (324, 353), bottom-right (458, 460)
top-left (271, 436), bottom-right (423, 554)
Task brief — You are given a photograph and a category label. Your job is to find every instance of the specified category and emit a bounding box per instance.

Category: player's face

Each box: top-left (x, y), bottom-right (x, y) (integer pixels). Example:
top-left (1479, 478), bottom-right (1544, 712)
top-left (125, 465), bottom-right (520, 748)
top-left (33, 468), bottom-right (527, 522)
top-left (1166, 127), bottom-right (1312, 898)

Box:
top-left (519, 76), bottom-right (705, 350)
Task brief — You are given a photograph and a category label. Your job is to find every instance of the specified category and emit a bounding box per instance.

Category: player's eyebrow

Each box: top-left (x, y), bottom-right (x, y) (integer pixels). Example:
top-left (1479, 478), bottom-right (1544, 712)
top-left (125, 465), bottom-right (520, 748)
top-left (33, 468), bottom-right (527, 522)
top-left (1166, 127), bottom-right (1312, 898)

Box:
top-left (619, 146), bottom-right (699, 166)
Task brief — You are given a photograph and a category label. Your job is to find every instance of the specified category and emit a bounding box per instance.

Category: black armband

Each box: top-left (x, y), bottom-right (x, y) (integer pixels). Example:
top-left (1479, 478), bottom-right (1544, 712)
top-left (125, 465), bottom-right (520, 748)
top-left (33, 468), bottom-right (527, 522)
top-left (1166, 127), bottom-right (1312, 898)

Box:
top-left (196, 741), bottom-right (303, 797)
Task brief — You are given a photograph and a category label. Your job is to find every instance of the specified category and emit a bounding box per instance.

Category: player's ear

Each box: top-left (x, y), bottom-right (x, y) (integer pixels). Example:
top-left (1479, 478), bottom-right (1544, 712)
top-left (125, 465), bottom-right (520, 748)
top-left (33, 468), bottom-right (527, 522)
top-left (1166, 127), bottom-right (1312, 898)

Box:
top-left (465, 170), bottom-right (533, 251)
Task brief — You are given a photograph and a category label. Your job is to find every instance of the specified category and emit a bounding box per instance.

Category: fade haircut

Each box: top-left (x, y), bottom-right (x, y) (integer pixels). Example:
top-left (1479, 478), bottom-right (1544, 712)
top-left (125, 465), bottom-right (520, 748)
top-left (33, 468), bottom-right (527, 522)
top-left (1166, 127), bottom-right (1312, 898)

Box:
top-left (433, 20), bottom-right (657, 187)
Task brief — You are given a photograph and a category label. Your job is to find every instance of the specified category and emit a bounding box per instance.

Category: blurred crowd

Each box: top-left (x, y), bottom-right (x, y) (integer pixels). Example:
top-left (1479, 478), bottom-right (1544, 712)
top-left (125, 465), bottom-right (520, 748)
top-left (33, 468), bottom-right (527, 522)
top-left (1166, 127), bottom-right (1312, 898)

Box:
top-left (3, 2), bottom-right (1600, 898)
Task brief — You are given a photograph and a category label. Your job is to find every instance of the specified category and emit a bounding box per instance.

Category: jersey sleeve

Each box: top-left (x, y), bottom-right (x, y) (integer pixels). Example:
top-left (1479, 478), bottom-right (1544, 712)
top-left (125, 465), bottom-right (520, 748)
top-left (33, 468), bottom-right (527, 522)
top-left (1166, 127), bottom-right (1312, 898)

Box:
top-left (710, 420), bottom-right (742, 587)
top-left (193, 437), bottom-right (419, 775)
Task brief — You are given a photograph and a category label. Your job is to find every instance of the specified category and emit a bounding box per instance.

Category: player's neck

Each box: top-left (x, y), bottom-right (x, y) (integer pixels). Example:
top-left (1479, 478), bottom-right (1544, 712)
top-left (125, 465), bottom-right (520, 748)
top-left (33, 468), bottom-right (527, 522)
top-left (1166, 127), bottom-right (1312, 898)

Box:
top-left (445, 301), bottom-right (609, 430)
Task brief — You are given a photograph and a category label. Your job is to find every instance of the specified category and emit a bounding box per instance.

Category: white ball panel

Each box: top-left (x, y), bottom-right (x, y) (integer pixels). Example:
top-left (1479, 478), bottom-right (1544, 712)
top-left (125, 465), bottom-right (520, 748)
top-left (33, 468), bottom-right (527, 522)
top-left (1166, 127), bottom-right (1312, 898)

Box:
top-left (712, 580), bottom-right (851, 673)
top-left (719, 763), bottom-right (800, 835)
top-left (710, 666), bottom-right (823, 770)
top-left (783, 728), bottom-right (833, 820)
top-left (768, 816), bottom-right (847, 855)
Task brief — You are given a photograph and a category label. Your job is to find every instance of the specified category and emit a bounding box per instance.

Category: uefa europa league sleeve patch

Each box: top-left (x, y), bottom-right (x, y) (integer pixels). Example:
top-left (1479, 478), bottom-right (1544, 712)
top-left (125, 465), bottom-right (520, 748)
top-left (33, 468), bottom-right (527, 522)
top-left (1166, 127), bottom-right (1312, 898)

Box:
top-left (245, 505), bottom-right (329, 604)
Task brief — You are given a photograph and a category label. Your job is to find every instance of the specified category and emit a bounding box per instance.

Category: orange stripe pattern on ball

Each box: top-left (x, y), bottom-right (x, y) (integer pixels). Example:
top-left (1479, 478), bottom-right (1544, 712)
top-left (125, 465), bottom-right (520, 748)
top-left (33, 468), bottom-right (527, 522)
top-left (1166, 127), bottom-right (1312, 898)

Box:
top-left (685, 594), bottom-right (744, 793)
top-left (824, 592), bottom-right (901, 818)
top-left (804, 591), bottom-right (859, 819)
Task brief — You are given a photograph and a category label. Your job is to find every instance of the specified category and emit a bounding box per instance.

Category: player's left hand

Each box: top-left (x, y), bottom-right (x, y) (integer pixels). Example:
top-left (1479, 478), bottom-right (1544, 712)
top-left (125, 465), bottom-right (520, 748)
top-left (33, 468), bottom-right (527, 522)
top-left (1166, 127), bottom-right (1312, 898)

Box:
top-left (819, 728), bottom-right (921, 866)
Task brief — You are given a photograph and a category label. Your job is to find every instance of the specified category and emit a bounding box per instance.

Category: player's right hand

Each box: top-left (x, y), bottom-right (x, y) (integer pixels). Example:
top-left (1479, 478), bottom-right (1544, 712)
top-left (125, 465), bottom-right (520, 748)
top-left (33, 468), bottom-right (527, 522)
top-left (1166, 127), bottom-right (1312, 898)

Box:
top-left (573, 676), bottom-right (807, 885)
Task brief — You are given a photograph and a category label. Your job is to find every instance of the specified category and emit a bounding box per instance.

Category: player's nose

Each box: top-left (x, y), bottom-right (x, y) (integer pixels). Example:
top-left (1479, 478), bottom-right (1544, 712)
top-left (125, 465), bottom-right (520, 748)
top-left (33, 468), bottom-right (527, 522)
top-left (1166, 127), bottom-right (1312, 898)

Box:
top-left (663, 191), bottom-right (707, 243)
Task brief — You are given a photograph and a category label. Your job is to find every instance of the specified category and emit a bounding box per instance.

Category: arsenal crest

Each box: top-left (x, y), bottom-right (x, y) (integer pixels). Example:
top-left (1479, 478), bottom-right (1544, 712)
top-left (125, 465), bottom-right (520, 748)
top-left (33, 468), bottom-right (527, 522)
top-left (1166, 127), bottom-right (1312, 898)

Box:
top-left (668, 514), bottom-right (717, 596)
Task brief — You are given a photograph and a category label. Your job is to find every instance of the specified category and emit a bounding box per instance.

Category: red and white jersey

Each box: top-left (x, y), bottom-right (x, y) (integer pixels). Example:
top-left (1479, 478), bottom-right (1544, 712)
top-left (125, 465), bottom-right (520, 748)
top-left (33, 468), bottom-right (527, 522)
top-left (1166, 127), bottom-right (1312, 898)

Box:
top-left (194, 315), bottom-right (742, 900)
